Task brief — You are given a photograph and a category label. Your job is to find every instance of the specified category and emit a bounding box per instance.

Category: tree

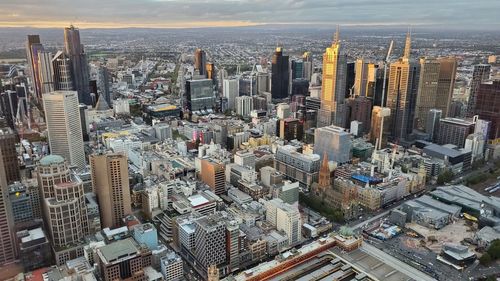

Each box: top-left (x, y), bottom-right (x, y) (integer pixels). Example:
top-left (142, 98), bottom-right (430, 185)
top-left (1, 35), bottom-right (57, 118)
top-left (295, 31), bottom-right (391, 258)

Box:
top-left (487, 239), bottom-right (500, 260)
top-left (437, 170), bottom-right (454, 185)
top-left (479, 252), bottom-right (492, 266)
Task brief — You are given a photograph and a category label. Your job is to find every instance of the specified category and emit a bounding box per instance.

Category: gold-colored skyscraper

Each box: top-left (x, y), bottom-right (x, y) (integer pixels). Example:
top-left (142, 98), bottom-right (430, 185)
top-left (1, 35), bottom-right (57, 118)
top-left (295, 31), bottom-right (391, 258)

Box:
top-left (90, 153), bottom-right (132, 229)
top-left (386, 30), bottom-right (420, 141)
top-left (317, 26), bottom-right (347, 128)
top-left (414, 57), bottom-right (457, 130)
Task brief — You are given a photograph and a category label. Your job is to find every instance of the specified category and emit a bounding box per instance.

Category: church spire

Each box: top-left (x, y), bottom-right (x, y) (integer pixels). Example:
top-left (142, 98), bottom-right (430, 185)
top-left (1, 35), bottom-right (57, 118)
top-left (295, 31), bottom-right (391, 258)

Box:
top-left (403, 27), bottom-right (411, 61)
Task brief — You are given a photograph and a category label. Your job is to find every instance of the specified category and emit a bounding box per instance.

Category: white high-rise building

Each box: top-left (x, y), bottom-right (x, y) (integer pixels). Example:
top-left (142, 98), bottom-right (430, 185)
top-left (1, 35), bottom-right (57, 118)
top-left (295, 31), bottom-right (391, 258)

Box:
top-left (43, 91), bottom-right (86, 169)
top-left (223, 79), bottom-right (239, 111)
top-left (264, 198), bottom-right (302, 246)
top-left (235, 96), bottom-right (253, 118)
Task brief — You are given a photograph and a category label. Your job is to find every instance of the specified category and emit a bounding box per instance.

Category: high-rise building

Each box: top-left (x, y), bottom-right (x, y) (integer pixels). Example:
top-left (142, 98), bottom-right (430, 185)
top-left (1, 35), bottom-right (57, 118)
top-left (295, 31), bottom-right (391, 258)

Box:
top-left (0, 127), bottom-right (20, 184)
top-left (426, 109), bottom-right (442, 142)
top-left (271, 47), bottom-right (290, 99)
top-left (206, 62), bottom-right (215, 80)
top-left (226, 221), bottom-right (240, 271)
top-left (38, 51), bottom-right (55, 95)
top-left (354, 59), bottom-right (369, 97)
top-left (193, 214), bottom-right (227, 270)
top-left (0, 141), bottom-right (16, 265)
top-left (52, 51), bottom-right (73, 91)
top-left (43, 91), bottom-right (86, 169)
top-left (90, 153), bottom-right (132, 229)
top-left (37, 155), bottom-right (89, 265)
top-left (223, 79), bottom-right (239, 111)
top-left (313, 125), bottom-right (352, 164)
top-left (346, 96), bottom-right (372, 134)
top-left (436, 117), bottom-right (476, 148)
top-left (64, 26), bottom-right (91, 105)
top-left (199, 158), bottom-right (226, 195)
top-left (370, 106), bottom-right (391, 148)
top-left (386, 31), bottom-right (420, 141)
top-left (97, 238), bottom-right (152, 281)
top-left (292, 60), bottom-right (304, 80)
top-left (97, 66), bottom-right (111, 107)
top-left (279, 118), bottom-right (304, 141)
top-left (235, 96), bottom-right (253, 118)
top-left (186, 79), bottom-right (216, 113)
top-left (317, 28), bottom-right (347, 128)
top-left (302, 52), bottom-right (313, 82)
top-left (26, 35), bottom-right (44, 100)
top-left (264, 198), bottom-right (302, 246)
top-left (474, 81), bottom-right (500, 139)
top-left (275, 145), bottom-right (320, 188)
top-left (467, 64), bottom-right (491, 116)
top-left (195, 49), bottom-right (207, 77)
top-left (414, 57), bottom-right (457, 130)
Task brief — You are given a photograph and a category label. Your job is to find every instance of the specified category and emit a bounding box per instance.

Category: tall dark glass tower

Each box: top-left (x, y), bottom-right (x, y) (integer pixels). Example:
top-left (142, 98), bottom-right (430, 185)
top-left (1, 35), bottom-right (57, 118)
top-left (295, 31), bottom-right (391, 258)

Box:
top-left (64, 26), bottom-right (91, 105)
top-left (271, 47), bottom-right (289, 99)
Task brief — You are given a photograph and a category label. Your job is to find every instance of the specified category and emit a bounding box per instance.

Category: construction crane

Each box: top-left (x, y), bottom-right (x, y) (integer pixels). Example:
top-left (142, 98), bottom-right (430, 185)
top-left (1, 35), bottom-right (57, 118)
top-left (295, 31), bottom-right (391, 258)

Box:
top-left (381, 40), bottom-right (394, 106)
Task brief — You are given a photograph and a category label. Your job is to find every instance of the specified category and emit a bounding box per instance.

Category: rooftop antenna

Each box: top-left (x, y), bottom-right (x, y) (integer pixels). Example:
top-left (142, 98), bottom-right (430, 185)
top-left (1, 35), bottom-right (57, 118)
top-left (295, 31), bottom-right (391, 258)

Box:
top-left (403, 26), bottom-right (412, 61)
top-left (333, 25), bottom-right (340, 44)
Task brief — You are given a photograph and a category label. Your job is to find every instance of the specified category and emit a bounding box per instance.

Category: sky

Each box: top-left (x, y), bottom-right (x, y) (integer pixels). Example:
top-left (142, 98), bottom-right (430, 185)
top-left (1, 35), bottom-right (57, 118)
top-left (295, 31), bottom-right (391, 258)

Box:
top-left (0, 0), bottom-right (499, 29)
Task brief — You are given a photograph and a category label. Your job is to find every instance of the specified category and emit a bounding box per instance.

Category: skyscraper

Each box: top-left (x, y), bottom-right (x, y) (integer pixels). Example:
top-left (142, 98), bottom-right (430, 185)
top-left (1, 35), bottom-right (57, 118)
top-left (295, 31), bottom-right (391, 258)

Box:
top-left (271, 47), bottom-right (290, 99)
top-left (313, 125), bottom-right (352, 164)
top-left (291, 60), bottom-right (304, 79)
top-left (414, 57), bottom-right (457, 130)
top-left (223, 79), bottom-right (239, 110)
top-left (370, 106), bottom-right (391, 149)
top-left (199, 158), bottom-right (226, 195)
top-left (195, 48), bottom-right (207, 76)
top-left (26, 35), bottom-right (44, 101)
top-left (0, 139), bottom-right (16, 265)
top-left (97, 66), bottom-right (111, 107)
top-left (467, 64), bottom-right (491, 116)
top-left (52, 51), bottom-right (73, 91)
top-left (354, 59), bottom-right (369, 97)
top-left (474, 81), bottom-right (500, 139)
top-left (38, 51), bottom-right (55, 95)
top-left (90, 153), bottom-right (132, 229)
top-left (43, 91), bottom-right (86, 169)
top-left (0, 127), bottom-right (20, 184)
top-left (193, 214), bottom-right (227, 270)
top-left (64, 26), bottom-right (91, 105)
top-left (37, 155), bottom-right (89, 265)
top-left (317, 28), bottom-right (347, 128)
top-left (386, 31), bottom-right (420, 141)
top-left (302, 52), bottom-right (313, 82)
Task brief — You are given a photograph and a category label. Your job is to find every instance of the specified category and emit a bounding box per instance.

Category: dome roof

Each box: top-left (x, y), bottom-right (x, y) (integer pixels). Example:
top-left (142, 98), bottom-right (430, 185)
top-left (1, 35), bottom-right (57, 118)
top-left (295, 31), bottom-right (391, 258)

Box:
top-left (40, 155), bottom-right (65, 166)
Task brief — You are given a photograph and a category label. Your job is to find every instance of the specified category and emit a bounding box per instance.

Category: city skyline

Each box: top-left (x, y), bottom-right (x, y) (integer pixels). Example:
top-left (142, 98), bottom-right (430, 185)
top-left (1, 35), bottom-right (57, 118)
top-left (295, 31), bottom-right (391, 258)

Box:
top-left (1, 0), bottom-right (499, 29)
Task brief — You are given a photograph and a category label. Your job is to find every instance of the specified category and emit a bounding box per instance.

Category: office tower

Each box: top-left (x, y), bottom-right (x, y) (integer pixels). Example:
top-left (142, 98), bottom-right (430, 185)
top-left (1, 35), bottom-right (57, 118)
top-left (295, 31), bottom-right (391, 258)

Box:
top-left (279, 118), bottom-right (304, 141)
top-left (264, 198), bottom-right (302, 245)
top-left (354, 59), bottom-right (369, 97)
top-left (370, 106), bottom-right (391, 148)
top-left (0, 142), bottom-right (16, 265)
top-left (467, 64), bottom-right (491, 116)
top-left (346, 96), bottom-right (372, 134)
top-left (271, 47), bottom-right (290, 99)
top-left (160, 252), bottom-right (184, 281)
top-left (414, 57), bottom-right (457, 130)
top-left (7, 182), bottom-right (39, 225)
top-left (449, 101), bottom-right (465, 118)
top-left (345, 62), bottom-right (355, 98)
top-left (90, 153), bottom-right (132, 229)
top-left (226, 221), bottom-right (240, 271)
top-left (26, 35), bottom-right (44, 100)
top-left (200, 158), bottom-right (226, 195)
top-left (313, 125), bottom-right (352, 164)
top-left (193, 214), bottom-right (227, 270)
top-left (317, 28), bottom-right (347, 128)
top-left (235, 96), bottom-right (253, 117)
top-left (64, 26), bottom-right (91, 105)
top-left (206, 62), bottom-right (214, 80)
top-left (474, 81), bottom-right (500, 139)
top-left (38, 51), bottom-right (55, 94)
top-left (426, 109), bottom-right (442, 141)
top-left (291, 79), bottom-right (309, 96)
top-left (386, 31), bottom-right (420, 141)
top-left (37, 155), bottom-right (89, 265)
top-left (52, 51), bottom-right (73, 91)
top-left (186, 79), bottom-right (216, 112)
top-left (195, 48), bottom-right (207, 76)
top-left (256, 73), bottom-right (270, 94)
top-left (222, 79), bottom-right (240, 110)
top-left (292, 60), bottom-right (304, 79)
top-left (302, 52), bottom-right (313, 81)
top-left (133, 223), bottom-right (158, 251)
top-left (43, 91), bottom-right (86, 169)
top-left (97, 66), bottom-right (111, 107)
top-left (436, 118), bottom-right (476, 148)
top-left (97, 238), bottom-right (152, 281)
top-left (275, 145), bottom-right (321, 188)
top-left (0, 127), bottom-right (20, 184)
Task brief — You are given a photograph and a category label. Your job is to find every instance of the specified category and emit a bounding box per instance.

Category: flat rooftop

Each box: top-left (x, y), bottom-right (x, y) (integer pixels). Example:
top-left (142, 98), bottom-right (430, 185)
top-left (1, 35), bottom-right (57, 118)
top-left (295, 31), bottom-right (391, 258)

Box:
top-left (98, 238), bottom-right (139, 264)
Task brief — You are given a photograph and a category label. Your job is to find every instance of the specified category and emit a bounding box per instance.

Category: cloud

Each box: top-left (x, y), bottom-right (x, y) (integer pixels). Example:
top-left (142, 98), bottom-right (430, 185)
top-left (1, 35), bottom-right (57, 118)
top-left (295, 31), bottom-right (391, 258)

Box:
top-left (0, 0), bottom-right (498, 28)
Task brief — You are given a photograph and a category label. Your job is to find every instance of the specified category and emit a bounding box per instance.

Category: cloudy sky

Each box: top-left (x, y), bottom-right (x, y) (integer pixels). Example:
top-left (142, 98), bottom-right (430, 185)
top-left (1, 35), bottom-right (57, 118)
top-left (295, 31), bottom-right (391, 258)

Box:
top-left (1, 0), bottom-right (499, 29)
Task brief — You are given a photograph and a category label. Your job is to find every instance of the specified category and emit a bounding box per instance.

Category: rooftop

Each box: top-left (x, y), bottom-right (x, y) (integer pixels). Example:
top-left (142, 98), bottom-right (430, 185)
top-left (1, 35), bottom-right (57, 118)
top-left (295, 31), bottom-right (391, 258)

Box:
top-left (39, 155), bottom-right (65, 166)
top-left (98, 238), bottom-right (139, 264)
